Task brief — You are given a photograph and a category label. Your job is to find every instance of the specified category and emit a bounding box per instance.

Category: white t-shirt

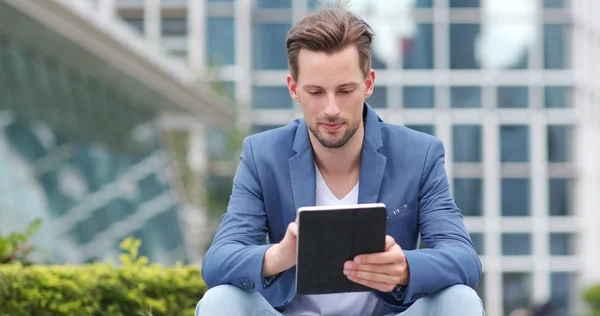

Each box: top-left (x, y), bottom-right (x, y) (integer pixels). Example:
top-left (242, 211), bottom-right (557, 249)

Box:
top-left (283, 166), bottom-right (391, 316)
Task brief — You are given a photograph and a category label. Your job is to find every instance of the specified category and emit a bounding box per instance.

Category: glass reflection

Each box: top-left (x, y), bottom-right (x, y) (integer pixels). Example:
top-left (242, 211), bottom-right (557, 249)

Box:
top-left (207, 18), bottom-right (235, 65)
top-left (545, 86), bottom-right (571, 108)
top-left (549, 178), bottom-right (572, 216)
top-left (451, 86), bottom-right (482, 108)
top-left (501, 178), bottom-right (530, 217)
top-left (503, 273), bottom-right (532, 315)
top-left (450, 0), bottom-right (480, 8)
top-left (498, 86), bottom-right (529, 108)
top-left (254, 24), bottom-right (291, 70)
top-left (450, 24), bottom-right (480, 69)
top-left (403, 23), bottom-right (433, 69)
top-left (502, 233), bottom-right (531, 255)
top-left (452, 125), bottom-right (482, 162)
top-left (454, 178), bottom-right (483, 216)
top-left (253, 86), bottom-right (293, 109)
top-left (544, 24), bottom-right (568, 69)
top-left (403, 86), bottom-right (435, 108)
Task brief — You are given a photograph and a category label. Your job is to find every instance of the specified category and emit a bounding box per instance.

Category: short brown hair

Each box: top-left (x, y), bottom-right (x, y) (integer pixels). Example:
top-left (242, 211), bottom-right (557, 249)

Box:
top-left (285, 0), bottom-right (375, 80)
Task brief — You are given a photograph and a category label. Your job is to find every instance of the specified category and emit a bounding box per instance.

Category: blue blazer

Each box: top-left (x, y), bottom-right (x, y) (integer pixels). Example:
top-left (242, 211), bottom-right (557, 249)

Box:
top-left (201, 104), bottom-right (482, 313)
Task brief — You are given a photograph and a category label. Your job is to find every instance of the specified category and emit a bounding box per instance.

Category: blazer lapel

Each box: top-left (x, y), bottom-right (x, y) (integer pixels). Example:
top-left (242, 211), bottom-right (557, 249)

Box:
top-left (358, 146), bottom-right (386, 204)
top-left (288, 121), bottom-right (316, 224)
top-left (358, 103), bottom-right (386, 204)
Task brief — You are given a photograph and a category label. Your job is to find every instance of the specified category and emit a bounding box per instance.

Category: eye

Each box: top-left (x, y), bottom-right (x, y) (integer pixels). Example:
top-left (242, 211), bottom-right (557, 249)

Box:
top-left (307, 91), bottom-right (322, 95)
top-left (339, 90), bottom-right (354, 95)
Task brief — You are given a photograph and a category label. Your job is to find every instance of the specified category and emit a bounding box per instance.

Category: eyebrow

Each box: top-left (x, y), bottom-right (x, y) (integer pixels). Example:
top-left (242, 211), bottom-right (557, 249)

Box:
top-left (303, 82), bottom-right (359, 89)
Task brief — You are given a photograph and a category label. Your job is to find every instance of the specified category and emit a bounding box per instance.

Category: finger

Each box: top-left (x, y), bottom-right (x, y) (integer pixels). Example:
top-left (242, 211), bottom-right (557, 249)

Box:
top-left (346, 274), bottom-right (396, 293)
top-left (385, 235), bottom-right (395, 251)
top-left (354, 245), bottom-right (404, 265)
top-left (344, 270), bottom-right (396, 284)
top-left (288, 222), bottom-right (298, 237)
top-left (344, 261), bottom-right (406, 279)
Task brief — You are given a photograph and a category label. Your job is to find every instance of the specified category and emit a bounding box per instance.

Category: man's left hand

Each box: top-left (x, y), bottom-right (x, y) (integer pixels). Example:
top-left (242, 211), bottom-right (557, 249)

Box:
top-left (343, 235), bottom-right (409, 292)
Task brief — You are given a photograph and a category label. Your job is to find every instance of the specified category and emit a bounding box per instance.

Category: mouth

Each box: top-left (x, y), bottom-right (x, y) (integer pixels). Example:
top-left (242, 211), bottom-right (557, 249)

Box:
top-left (319, 122), bottom-right (344, 131)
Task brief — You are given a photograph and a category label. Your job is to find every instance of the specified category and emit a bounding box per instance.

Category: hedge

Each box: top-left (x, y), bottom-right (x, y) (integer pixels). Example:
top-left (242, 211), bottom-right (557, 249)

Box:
top-left (585, 284), bottom-right (600, 316)
top-left (0, 238), bottom-right (207, 316)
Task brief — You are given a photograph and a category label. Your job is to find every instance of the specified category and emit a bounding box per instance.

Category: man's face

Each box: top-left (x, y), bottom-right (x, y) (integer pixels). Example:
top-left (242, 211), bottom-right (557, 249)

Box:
top-left (287, 45), bottom-right (375, 149)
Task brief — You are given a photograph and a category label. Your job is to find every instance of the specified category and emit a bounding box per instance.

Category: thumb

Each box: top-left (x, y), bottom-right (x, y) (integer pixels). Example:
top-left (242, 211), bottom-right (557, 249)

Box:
top-left (385, 235), bottom-right (395, 251)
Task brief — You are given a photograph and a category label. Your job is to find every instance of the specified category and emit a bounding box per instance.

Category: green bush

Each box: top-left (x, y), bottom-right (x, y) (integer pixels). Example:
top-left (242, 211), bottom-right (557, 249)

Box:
top-left (584, 284), bottom-right (600, 316)
top-left (0, 238), bottom-right (207, 316)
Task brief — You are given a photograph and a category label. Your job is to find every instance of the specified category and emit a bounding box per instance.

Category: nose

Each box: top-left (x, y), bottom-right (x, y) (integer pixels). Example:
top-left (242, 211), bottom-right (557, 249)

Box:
top-left (322, 94), bottom-right (341, 117)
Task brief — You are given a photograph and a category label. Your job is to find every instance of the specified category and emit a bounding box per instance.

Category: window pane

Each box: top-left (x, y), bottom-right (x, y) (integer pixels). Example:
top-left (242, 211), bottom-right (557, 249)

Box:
top-left (414, 0), bottom-right (434, 8)
top-left (207, 18), bottom-right (235, 65)
top-left (549, 178), bottom-right (572, 216)
top-left (367, 87), bottom-right (388, 108)
top-left (450, 0), bottom-right (480, 7)
top-left (254, 23), bottom-right (291, 69)
top-left (502, 233), bottom-right (531, 255)
top-left (500, 125), bottom-right (529, 162)
top-left (252, 124), bottom-right (283, 134)
top-left (544, 0), bottom-right (565, 8)
top-left (502, 178), bottom-right (530, 216)
top-left (122, 18), bottom-right (144, 34)
top-left (206, 128), bottom-right (231, 160)
top-left (256, 0), bottom-right (291, 8)
top-left (208, 0), bottom-right (233, 2)
top-left (550, 233), bottom-right (573, 256)
top-left (453, 125), bottom-right (482, 162)
top-left (403, 23), bottom-right (434, 70)
top-left (450, 24), bottom-right (480, 69)
top-left (544, 24), bottom-right (569, 69)
top-left (498, 86), bottom-right (529, 108)
top-left (162, 18), bottom-right (187, 35)
top-left (253, 86), bottom-right (293, 109)
top-left (470, 233), bottom-right (484, 255)
top-left (503, 273), bottom-right (532, 314)
top-left (550, 272), bottom-right (575, 316)
top-left (405, 125), bottom-right (435, 136)
top-left (403, 86), bottom-right (435, 108)
top-left (454, 178), bottom-right (483, 216)
top-left (451, 86), bottom-right (482, 108)
top-left (548, 125), bottom-right (572, 162)
top-left (545, 86), bottom-right (571, 108)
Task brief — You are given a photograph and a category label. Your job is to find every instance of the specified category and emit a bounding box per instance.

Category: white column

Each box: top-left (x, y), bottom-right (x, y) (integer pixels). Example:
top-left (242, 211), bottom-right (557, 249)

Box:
top-left (575, 0), bottom-right (600, 299)
top-left (530, 107), bottom-right (550, 304)
top-left (235, 0), bottom-right (253, 131)
top-left (97, 0), bottom-right (116, 21)
top-left (188, 0), bottom-right (207, 73)
top-left (144, 0), bottom-right (162, 50)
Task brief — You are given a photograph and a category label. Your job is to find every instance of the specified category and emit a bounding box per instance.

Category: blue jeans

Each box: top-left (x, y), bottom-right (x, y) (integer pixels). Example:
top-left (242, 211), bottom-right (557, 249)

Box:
top-left (195, 284), bottom-right (485, 316)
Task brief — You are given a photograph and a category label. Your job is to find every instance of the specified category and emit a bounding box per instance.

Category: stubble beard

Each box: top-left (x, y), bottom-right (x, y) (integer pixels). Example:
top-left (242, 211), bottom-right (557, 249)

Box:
top-left (308, 122), bottom-right (359, 149)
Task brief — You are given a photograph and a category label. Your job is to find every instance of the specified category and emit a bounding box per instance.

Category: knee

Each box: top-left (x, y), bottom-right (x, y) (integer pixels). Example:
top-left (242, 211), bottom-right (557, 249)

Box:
top-left (195, 284), bottom-right (248, 315)
top-left (428, 284), bottom-right (484, 315)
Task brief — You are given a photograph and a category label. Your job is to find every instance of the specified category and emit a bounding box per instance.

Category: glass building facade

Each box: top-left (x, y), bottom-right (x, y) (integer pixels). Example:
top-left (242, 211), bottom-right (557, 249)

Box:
top-left (109, 0), bottom-right (598, 315)
top-left (0, 0), bottom-right (231, 267)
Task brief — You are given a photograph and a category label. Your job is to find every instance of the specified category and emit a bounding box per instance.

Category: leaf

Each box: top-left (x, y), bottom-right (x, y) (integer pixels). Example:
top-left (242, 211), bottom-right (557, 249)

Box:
top-left (24, 219), bottom-right (42, 239)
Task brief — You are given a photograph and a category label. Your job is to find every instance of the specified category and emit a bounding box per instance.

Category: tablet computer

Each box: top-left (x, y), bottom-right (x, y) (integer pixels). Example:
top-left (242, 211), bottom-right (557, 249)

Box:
top-left (295, 203), bottom-right (387, 295)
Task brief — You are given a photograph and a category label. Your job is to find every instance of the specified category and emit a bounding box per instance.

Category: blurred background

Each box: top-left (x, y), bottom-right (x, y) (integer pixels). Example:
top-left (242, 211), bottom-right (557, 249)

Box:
top-left (0, 0), bottom-right (598, 315)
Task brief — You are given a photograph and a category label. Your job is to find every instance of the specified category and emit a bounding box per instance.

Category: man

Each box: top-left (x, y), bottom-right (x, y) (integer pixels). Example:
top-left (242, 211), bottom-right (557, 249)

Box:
top-left (196, 1), bottom-right (484, 315)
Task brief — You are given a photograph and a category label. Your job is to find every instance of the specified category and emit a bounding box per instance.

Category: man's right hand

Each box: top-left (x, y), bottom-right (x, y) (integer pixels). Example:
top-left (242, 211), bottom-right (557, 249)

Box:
top-left (262, 221), bottom-right (298, 277)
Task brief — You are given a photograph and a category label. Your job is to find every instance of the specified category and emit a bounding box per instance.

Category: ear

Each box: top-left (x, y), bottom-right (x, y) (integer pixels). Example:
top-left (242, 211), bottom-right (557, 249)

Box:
top-left (287, 74), bottom-right (300, 103)
top-left (364, 69), bottom-right (375, 99)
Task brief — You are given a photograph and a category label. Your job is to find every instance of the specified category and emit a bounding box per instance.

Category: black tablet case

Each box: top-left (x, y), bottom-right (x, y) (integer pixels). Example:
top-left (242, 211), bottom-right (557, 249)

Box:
top-left (296, 205), bottom-right (387, 295)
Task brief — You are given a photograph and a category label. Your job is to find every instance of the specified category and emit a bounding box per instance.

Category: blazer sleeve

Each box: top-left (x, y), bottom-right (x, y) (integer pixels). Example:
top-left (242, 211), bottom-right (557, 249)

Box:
top-left (387, 138), bottom-right (482, 307)
top-left (201, 136), bottom-right (280, 296)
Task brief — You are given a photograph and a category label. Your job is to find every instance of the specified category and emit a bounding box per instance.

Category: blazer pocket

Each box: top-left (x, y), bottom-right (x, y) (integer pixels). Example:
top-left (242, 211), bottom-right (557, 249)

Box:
top-left (386, 204), bottom-right (412, 223)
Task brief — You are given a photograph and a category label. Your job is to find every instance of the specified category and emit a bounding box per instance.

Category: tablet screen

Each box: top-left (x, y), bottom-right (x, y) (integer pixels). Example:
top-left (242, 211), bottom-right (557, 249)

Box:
top-left (296, 203), bottom-right (387, 295)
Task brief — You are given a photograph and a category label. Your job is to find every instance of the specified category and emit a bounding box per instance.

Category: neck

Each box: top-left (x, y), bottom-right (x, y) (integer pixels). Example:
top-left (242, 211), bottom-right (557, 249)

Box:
top-left (311, 125), bottom-right (364, 175)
